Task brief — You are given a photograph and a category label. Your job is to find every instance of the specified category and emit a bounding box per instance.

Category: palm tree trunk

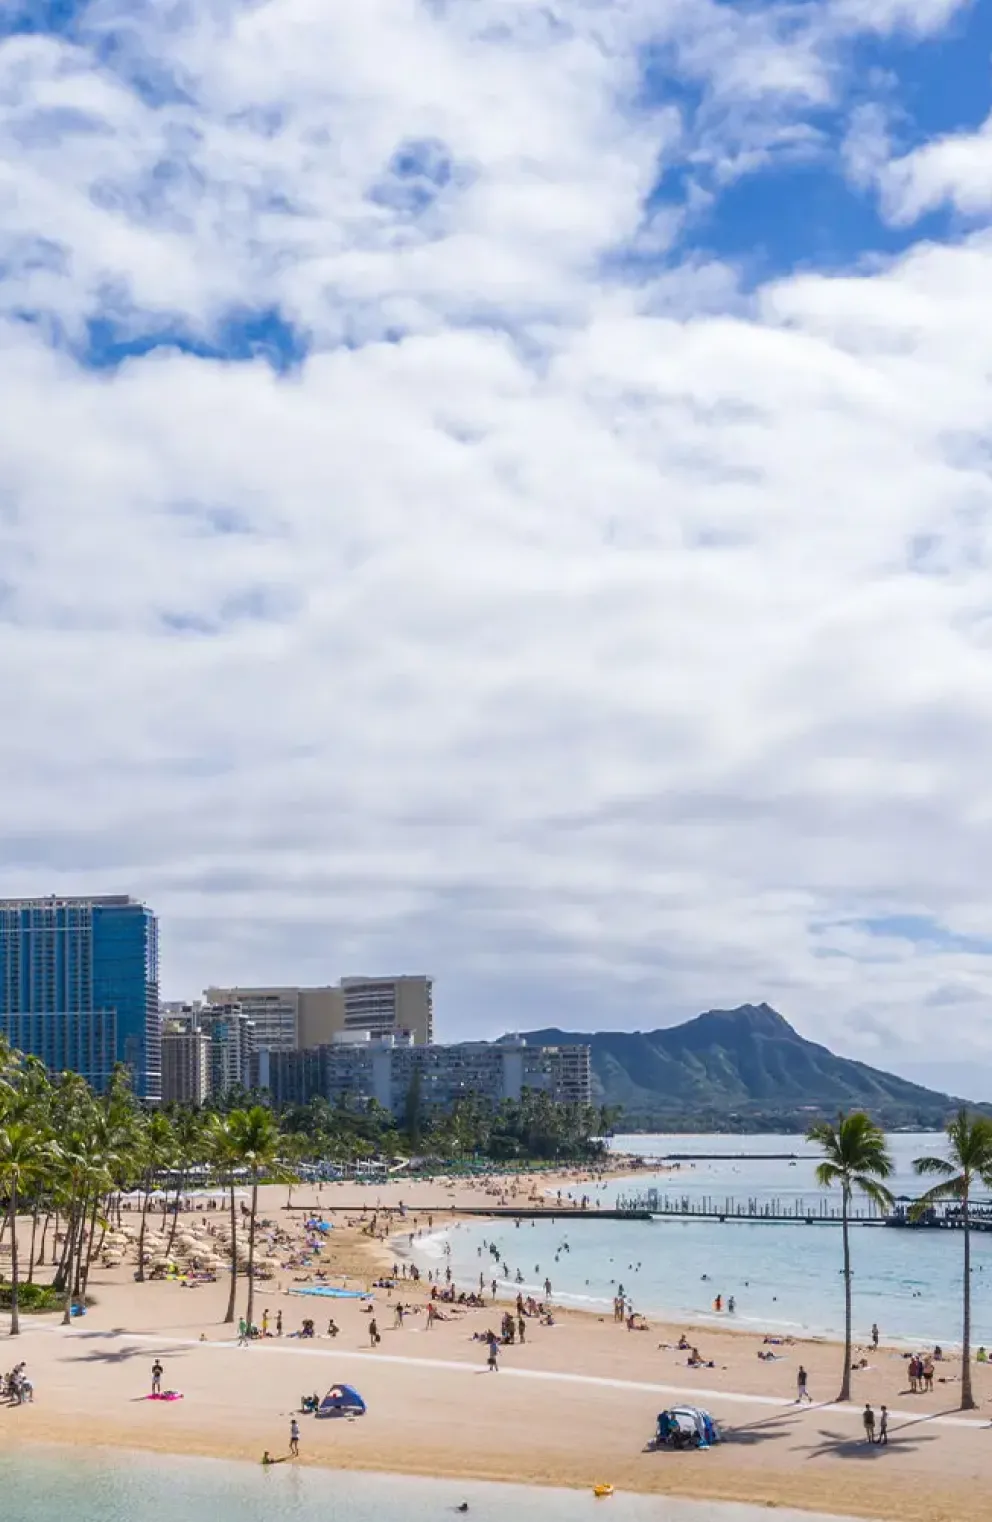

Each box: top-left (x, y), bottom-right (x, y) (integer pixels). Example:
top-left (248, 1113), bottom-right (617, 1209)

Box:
top-left (839, 1188), bottom-right (852, 1401)
top-left (224, 1180), bottom-right (238, 1323)
top-left (166, 1169), bottom-right (187, 1256)
top-left (80, 1195), bottom-right (101, 1298)
top-left (245, 1174), bottom-right (258, 1334)
top-left (961, 1198), bottom-right (975, 1409)
top-left (53, 1208), bottom-right (74, 1293)
top-left (26, 1202), bottom-right (40, 1285)
top-left (136, 1173), bottom-right (152, 1283)
top-left (9, 1181), bottom-right (20, 1336)
top-left (72, 1204), bottom-right (89, 1299)
top-left (36, 1209), bottom-right (51, 1269)
top-left (58, 1203), bottom-right (77, 1323)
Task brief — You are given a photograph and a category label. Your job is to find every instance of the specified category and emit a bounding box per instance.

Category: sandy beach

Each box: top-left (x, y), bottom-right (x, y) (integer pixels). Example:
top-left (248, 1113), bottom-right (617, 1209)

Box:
top-left (2, 1170), bottom-right (991, 1521)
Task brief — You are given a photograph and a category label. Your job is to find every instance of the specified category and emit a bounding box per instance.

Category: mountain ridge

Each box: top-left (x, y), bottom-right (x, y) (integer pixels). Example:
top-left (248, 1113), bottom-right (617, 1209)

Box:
top-left (510, 1004), bottom-right (979, 1130)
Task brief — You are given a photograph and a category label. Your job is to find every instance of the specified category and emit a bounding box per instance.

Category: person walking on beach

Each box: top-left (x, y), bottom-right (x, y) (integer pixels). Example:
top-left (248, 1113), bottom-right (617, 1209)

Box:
top-left (369, 1317), bottom-right (380, 1348)
top-left (487, 1334), bottom-right (500, 1372)
top-left (289, 1418), bottom-right (299, 1457)
top-left (795, 1366), bottom-right (811, 1403)
top-left (878, 1405), bottom-right (888, 1446)
top-left (863, 1403), bottom-right (876, 1443)
top-left (237, 1317), bottom-right (248, 1346)
top-left (276, 1310), bottom-right (283, 1337)
top-left (871, 1323), bottom-right (879, 1349)
top-left (151, 1359), bottom-right (163, 1395)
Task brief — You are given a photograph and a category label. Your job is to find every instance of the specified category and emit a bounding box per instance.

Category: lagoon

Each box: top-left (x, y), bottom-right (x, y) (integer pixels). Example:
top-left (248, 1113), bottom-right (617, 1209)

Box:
top-left (0, 1447), bottom-right (876, 1522)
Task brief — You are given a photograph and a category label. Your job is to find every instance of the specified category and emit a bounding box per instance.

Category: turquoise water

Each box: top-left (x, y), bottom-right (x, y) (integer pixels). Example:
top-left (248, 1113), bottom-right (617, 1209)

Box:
top-left (0, 1447), bottom-right (870, 1522)
top-left (410, 1133), bottom-right (992, 1346)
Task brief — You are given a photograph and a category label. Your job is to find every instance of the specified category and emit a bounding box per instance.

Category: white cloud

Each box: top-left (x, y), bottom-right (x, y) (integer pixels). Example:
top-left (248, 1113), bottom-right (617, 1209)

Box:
top-left (1, 0), bottom-right (992, 1077)
top-left (826, 0), bottom-right (971, 36)
top-left (877, 116), bottom-right (992, 224)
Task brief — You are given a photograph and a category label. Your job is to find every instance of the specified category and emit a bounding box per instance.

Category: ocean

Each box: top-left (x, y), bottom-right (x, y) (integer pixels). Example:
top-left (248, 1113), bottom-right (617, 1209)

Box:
top-left (409, 1132), bottom-right (992, 1347)
top-left (0, 1447), bottom-right (873, 1522)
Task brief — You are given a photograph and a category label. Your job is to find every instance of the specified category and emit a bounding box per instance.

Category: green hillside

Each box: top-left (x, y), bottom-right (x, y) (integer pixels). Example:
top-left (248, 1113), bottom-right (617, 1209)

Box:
top-left (516, 1004), bottom-right (973, 1131)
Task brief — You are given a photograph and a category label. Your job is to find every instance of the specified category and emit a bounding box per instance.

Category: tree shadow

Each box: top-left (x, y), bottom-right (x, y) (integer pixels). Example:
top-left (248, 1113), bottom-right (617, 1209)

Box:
top-left (801, 1426), bottom-right (939, 1461)
top-left (68, 1345), bottom-right (189, 1366)
top-left (720, 1413), bottom-right (806, 1447)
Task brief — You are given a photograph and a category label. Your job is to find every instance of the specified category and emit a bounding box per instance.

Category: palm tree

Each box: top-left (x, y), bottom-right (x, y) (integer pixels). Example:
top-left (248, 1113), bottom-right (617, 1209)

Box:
top-left (225, 1106), bottom-right (287, 1335)
top-left (0, 1121), bottom-right (52, 1335)
top-left (807, 1112), bottom-right (894, 1401)
top-left (913, 1110), bottom-right (992, 1410)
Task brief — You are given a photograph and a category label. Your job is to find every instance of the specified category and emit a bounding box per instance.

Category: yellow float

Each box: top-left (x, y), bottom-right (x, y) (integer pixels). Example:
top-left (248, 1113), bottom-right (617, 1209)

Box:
top-left (593, 1484), bottom-right (614, 1498)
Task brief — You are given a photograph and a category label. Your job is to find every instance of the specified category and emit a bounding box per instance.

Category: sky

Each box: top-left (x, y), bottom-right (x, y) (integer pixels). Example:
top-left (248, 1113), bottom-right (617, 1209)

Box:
top-left (2, 1), bottom-right (992, 1097)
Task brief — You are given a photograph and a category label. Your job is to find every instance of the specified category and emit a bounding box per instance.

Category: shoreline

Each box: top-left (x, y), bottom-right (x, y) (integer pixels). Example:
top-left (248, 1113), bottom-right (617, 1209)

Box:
top-left (3, 1170), bottom-right (992, 1522)
top-left (392, 1217), bottom-right (971, 1355)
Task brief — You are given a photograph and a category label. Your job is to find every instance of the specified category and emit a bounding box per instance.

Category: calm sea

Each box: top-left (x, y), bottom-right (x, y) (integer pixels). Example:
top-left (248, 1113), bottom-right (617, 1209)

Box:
top-left (0, 1447), bottom-right (872, 1522)
top-left (410, 1133), bottom-right (992, 1347)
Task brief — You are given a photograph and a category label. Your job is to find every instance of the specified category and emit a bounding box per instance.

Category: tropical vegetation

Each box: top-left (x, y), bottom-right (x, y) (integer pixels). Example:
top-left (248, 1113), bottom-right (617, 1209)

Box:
top-left (807, 1111), bottom-right (894, 1402)
top-left (0, 1035), bottom-right (615, 1336)
top-left (913, 1110), bottom-right (992, 1410)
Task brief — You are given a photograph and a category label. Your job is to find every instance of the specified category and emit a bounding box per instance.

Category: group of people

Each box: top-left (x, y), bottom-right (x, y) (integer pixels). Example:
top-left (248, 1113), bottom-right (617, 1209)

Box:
top-left (862, 1402), bottom-right (889, 1445)
top-left (907, 1353), bottom-right (936, 1393)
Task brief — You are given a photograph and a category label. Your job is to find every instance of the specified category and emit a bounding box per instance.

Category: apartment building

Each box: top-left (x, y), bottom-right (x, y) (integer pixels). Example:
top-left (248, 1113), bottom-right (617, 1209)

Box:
top-left (206, 975), bottom-right (433, 1049)
top-left (0, 895), bottom-right (160, 1099)
top-left (160, 1024), bottom-right (210, 1105)
top-left (163, 1001), bottom-right (254, 1098)
top-left (257, 1035), bottom-right (592, 1115)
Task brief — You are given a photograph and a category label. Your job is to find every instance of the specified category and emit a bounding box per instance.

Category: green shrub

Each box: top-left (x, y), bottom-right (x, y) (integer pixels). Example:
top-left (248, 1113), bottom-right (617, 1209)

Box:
top-left (0, 1281), bottom-right (62, 1312)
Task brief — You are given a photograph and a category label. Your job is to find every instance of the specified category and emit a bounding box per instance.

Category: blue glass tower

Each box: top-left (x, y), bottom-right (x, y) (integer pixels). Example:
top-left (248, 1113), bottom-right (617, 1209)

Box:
top-left (0, 896), bottom-right (161, 1100)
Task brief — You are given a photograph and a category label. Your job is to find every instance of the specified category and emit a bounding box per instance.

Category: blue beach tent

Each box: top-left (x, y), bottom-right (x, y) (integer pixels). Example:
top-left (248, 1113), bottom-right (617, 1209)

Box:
top-left (316, 1384), bottom-right (367, 1418)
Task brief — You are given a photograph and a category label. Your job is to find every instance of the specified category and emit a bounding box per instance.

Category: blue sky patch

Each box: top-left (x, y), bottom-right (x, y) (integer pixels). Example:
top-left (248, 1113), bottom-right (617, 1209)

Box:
top-left (858, 915), bottom-right (992, 954)
top-left (80, 306), bottom-right (308, 373)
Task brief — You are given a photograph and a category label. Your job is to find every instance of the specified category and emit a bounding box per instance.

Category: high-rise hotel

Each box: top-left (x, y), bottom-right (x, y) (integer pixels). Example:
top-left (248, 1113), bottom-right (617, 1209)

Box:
top-left (0, 895), bottom-right (161, 1100)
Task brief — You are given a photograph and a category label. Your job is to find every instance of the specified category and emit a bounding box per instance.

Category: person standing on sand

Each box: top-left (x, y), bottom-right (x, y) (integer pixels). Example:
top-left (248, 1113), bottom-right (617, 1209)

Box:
top-left (871, 1323), bottom-right (879, 1349)
top-left (151, 1359), bottom-right (163, 1395)
top-left (289, 1418), bottom-right (299, 1457)
top-left (237, 1318), bottom-right (248, 1346)
top-left (878, 1406), bottom-right (888, 1446)
top-left (276, 1310), bottom-right (283, 1336)
top-left (796, 1366), bottom-right (811, 1403)
top-left (487, 1335), bottom-right (500, 1372)
top-left (863, 1403), bottom-right (876, 1443)
top-left (369, 1317), bottom-right (380, 1347)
